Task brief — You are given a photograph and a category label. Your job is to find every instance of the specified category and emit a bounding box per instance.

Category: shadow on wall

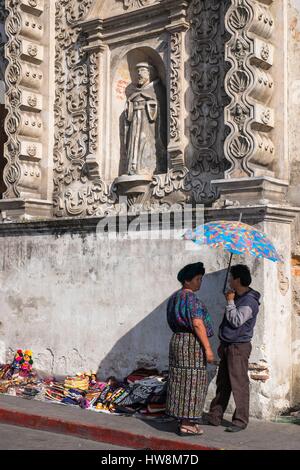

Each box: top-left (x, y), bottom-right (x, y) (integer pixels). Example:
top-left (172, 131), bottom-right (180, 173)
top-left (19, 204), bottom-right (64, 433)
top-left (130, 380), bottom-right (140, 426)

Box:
top-left (96, 268), bottom-right (227, 385)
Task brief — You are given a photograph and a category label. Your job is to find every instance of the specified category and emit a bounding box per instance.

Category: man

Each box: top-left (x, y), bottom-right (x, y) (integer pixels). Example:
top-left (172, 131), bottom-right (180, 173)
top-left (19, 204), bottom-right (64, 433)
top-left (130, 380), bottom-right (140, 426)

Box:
top-left (206, 264), bottom-right (261, 432)
top-left (125, 62), bottom-right (167, 176)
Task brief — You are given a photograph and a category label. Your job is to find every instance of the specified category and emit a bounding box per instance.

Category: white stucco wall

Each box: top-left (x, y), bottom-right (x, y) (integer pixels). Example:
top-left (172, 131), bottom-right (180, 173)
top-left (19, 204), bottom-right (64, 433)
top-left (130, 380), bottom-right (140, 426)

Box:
top-left (287, 0), bottom-right (300, 403)
top-left (0, 214), bottom-right (294, 419)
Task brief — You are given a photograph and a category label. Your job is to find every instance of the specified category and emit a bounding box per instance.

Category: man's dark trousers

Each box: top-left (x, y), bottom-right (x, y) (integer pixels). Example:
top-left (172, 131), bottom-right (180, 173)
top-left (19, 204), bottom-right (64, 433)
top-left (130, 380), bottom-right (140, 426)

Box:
top-left (208, 342), bottom-right (252, 428)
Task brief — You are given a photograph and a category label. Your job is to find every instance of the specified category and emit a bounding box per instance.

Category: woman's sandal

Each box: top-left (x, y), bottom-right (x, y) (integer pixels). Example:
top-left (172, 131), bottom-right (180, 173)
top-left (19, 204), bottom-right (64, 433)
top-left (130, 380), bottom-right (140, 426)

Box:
top-left (177, 424), bottom-right (204, 436)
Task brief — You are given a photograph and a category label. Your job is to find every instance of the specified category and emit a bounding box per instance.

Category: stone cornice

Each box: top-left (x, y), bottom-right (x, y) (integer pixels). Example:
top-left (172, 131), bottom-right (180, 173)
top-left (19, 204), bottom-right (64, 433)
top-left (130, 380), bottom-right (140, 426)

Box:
top-left (80, 0), bottom-right (190, 48)
top-left (205, 205), bottom-right (300, 225)
top-left (0, 204), bottom-right (299, 236)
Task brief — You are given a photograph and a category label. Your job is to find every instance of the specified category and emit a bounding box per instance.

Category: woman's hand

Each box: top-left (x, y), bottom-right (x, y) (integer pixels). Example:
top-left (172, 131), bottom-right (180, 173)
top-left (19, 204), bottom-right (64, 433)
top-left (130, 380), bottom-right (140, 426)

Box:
top-left (205, 348), bottom-right (215, 364)
top-left (192, 318), bottom-right (215, 363)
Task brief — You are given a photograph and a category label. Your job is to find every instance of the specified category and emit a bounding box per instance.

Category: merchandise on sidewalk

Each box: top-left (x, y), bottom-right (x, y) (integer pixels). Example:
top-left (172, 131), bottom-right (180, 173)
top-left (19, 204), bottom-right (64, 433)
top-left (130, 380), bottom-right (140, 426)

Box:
top-left (0, 350), bottom-right (168, 419)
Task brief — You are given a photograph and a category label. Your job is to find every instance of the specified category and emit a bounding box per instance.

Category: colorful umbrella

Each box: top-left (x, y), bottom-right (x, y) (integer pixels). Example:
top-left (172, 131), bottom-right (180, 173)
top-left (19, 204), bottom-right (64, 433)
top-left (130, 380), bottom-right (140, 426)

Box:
top-left (183, 217), bottom-right (281, 292)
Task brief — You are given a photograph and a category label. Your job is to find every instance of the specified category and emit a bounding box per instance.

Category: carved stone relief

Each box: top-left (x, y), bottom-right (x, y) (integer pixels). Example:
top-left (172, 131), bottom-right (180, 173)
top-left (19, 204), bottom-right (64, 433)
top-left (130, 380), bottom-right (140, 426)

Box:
top-left (120, 0), bottom-right (157, 9)
top-left (224, 0), bottom-right (276, 178)
top-left (51, 0), bottom-right (276, 218)
top-left (0, 2), bottom-right (6, 82)
top-left (278, 262), bottom-right (290, 297)
top-left (184, 0), bottom-right (231, 204)
top-left (53, 0), bottom-right (118, 217)
top-left (3, 0), bottom-right (47, 199)
top-left (53, 0), bottom-right (195, 216)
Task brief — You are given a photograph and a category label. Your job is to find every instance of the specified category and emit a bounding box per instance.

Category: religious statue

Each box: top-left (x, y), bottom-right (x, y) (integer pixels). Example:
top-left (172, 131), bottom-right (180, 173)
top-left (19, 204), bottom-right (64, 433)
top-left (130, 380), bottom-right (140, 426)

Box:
top-left (124, 62), bottom-right (167, 177)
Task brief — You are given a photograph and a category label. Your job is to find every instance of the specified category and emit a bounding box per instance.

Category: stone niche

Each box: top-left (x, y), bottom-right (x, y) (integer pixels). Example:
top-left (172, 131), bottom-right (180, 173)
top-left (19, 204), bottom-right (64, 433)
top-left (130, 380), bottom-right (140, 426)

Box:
top-left (51, 0), bottom-right (229, 217)
top-left (80, 0), bottom-right (190, 207)
top-left (106, 47), bottom-right (168, 187)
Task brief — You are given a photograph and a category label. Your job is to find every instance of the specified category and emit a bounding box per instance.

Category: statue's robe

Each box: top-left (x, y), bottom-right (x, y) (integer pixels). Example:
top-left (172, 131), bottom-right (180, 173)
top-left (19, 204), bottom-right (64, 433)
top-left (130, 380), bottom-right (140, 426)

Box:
top-left (125, 79), bottom-right (167, 176)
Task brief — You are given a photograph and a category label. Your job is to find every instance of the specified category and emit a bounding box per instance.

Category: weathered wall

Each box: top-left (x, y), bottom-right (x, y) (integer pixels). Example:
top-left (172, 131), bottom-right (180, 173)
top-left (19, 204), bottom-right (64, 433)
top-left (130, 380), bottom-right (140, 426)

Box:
top-left (0, 3), bottom-right (6, 195)
top-left (287, 0), bottom-right (300, 404)
top-left (0, 213), bottom-right (295, 419)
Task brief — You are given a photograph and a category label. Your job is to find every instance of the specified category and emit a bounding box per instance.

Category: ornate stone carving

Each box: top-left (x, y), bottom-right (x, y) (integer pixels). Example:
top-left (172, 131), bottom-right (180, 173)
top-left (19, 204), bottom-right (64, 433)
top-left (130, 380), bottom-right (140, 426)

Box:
top-left (185, 0), bottom-right (230, 204)
top-left (151, 167), bottom-right (189, 199)
top-left (27, 44), bottom-right (38, 57)
top-left (278, 263), bottom-right (290, 297)
top-left (168, 25), bottom-right (186, 172)
top-left (26, 144), bottom-right (37, 157)
top-left (53, 0), bottom-right (117, 217)
top-left (169, 32), bottom-right (181, 145)
top-left (120, 0), bottom-right (156, 9)
top-left (3, 0), bottom-right (46, 199)
top-left (53, 0), bottom-right (197, 215)
top-left (224, 0), bottom-right (276, 178)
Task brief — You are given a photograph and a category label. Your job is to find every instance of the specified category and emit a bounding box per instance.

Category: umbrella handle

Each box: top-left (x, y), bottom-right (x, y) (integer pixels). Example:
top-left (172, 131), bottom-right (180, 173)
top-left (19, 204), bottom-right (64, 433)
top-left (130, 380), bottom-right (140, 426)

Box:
top-left (223, 252), bottom-right (234, 294)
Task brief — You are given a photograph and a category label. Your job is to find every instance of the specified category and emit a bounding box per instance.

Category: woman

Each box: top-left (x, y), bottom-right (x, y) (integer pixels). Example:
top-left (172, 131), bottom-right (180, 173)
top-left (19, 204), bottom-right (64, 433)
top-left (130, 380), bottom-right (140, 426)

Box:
top-left (166, 262), bottom-right (215, 436)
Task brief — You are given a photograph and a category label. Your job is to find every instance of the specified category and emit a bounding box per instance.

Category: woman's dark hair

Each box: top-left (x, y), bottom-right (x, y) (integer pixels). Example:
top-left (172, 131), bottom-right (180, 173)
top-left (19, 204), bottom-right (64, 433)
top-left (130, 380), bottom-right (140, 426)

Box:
top-left (177, 262), bottom-right (205, 284)
top-left (230, 264), bottom-right (252, 287)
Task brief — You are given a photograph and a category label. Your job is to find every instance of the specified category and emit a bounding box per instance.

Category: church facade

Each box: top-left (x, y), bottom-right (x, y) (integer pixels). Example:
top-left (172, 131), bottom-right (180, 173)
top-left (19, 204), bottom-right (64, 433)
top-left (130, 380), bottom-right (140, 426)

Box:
top-left (0, 0), bottom-right (300, 419)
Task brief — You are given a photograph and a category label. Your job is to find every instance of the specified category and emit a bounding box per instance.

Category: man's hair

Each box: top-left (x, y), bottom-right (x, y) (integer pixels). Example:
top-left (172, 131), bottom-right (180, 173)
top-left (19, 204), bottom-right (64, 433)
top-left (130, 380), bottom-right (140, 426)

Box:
top-left (230, 264), bottom-right (252, 287)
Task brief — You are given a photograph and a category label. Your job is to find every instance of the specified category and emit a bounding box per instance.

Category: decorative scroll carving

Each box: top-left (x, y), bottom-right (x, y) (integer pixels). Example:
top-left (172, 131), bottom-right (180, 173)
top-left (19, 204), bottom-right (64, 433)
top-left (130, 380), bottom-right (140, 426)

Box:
top-left (3, 0), bottom-right (22, 197)
top-left (185, 0), bottom-right (230, 204)
top-left (3, 0), bottom-right (46, 199)
top-left (54, 0), bottom-right (196, 216)
top-left (169, 32), bottom-right (180, 145)
top-left (166, 28), bottom-right (186, 174)
top-left (120, 0), bottom-right (156, 9)
top-left (0, 2), bottom-right (7, 81)
top-left (151, 167), bottom-right (189, 199)
top-left (224, 0), bottom-right (275, 178)
top-left (52, 0), bottom-right (240, 215)
top-left (53, 0), bottom-right (117, 217)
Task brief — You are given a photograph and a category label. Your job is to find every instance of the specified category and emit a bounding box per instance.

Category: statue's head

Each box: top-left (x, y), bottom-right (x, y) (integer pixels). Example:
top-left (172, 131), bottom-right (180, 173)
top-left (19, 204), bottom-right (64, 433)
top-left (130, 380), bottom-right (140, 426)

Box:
top-left (136, 62), bottom-right (154, 87)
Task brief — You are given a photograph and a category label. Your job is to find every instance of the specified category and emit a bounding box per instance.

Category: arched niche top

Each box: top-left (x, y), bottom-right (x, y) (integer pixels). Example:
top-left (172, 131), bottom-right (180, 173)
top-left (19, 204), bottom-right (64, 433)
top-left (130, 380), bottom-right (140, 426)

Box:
top-left (87, 0), bottom-right (160, 20)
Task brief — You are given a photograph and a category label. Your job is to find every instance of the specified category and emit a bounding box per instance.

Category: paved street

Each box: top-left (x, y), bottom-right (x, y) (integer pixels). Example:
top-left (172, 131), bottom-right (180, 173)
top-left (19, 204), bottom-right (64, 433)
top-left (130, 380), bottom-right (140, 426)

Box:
top-left (0, 423), bottom-right (131, 450)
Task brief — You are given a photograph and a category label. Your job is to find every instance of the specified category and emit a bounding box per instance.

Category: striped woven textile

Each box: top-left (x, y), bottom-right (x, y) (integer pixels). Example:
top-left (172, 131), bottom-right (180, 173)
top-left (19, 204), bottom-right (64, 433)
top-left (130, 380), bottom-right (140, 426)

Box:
top-left (166, 332), bottom-right (208, 420)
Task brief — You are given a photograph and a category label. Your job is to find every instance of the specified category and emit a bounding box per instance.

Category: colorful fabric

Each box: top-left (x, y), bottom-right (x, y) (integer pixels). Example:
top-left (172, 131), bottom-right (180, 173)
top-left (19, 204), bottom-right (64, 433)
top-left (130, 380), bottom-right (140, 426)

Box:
top-left (184, 221), bottom-right (281, 262)
top-left (166, 333), bottom-right (208, 419)
top-left (167, 289), bottom-right (214, 337)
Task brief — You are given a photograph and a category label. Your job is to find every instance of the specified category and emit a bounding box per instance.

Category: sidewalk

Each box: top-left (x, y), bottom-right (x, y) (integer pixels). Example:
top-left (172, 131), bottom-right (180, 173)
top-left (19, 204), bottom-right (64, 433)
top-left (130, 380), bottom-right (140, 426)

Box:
top-left (0, 395), bottom-right (299, 450)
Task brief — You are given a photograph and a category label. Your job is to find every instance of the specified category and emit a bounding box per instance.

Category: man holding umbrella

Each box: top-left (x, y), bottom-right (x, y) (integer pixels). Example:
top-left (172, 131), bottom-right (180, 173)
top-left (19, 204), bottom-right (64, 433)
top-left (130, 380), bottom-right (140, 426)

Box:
top-left (206, 264), bottom-right (261, 432)
top-left (184, 218), bottom-right (281, 431)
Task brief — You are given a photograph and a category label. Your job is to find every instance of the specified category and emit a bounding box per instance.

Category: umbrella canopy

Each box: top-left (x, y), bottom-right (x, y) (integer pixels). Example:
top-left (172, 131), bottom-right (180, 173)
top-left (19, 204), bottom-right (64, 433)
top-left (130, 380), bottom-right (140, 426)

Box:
top-left (183, 220), bottom-right (282, 262)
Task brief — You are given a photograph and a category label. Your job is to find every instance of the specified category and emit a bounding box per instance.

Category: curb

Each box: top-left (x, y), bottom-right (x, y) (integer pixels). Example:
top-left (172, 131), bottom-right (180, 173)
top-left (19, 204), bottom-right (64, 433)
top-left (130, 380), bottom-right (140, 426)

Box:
top-left (0, 407), bottom-right (219, 450)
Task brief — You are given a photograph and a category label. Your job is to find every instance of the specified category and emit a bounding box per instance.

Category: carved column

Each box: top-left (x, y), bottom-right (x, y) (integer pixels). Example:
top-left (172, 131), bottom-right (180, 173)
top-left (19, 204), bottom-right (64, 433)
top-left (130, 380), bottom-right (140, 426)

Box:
top-left (53, 0), bottom-right (115, 218)
top-left (0, 0), bottom-right (53, 218)
top-left (224, 0), bottom-right (275, 178)
top-left (185, 0), bottom-right (230, 204)
top-left (212, 0), bottom-right (290, 206)
top-left (166, 1), bottom-right (189, 171)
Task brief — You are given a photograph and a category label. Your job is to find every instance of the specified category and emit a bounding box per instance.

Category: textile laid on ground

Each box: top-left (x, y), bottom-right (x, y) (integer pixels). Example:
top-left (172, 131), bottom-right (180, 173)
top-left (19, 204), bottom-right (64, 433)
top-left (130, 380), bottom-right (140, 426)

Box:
top-left (94, 370), bottom-right (167, 415)
top-left (0, 351), bottom-right (168, 418)
top-left (166, 332), bottom-right (208, 420)
top-left (64, 374), bottom-right (90, 391)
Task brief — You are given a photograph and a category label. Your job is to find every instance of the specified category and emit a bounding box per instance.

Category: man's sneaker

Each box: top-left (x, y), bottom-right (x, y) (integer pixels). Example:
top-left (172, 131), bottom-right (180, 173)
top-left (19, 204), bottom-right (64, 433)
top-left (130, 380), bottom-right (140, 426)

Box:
top-left (203, 416), bottom-right (221, 426)
top-left (225, 425), bottom-right (246, 432)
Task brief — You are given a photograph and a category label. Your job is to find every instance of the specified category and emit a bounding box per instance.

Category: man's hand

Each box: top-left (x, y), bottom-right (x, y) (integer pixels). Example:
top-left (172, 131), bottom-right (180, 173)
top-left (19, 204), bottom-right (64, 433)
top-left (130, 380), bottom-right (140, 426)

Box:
top-left (225, 290), bottom-right (235, 302)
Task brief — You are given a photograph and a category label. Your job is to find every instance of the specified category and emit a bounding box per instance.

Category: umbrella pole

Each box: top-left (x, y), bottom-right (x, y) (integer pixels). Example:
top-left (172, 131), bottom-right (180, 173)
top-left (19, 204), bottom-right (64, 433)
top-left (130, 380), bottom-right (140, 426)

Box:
top-left (222, 213), bottom-right (242, 293)
top-left (223, 252), bottom-right (234, 294)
